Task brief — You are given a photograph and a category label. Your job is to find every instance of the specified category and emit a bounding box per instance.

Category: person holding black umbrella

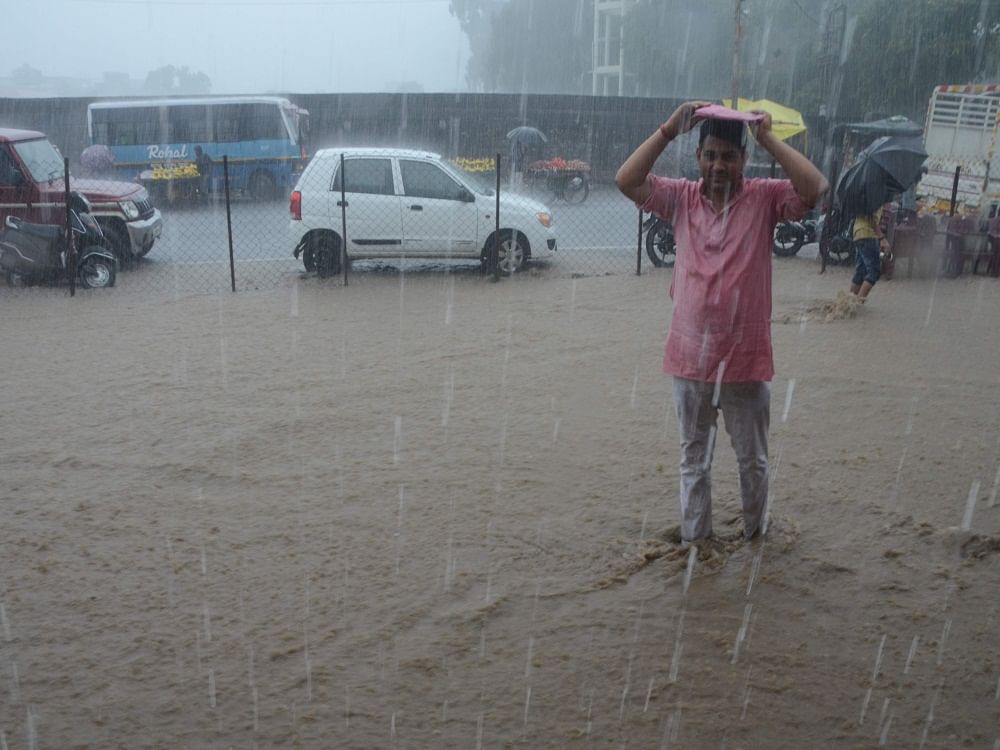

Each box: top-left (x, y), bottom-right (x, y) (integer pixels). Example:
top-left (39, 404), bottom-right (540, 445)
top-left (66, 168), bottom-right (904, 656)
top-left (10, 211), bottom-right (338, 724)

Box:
top-left (835, 136), bottom-right (928, 301)
top-left (849, 205), bottom-right (890, 302)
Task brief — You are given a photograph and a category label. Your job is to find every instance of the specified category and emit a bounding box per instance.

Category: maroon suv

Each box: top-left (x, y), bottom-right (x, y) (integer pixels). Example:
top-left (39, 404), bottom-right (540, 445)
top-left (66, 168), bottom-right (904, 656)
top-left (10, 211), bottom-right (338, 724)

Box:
top-left (0, 128), bottom-right (162, 264)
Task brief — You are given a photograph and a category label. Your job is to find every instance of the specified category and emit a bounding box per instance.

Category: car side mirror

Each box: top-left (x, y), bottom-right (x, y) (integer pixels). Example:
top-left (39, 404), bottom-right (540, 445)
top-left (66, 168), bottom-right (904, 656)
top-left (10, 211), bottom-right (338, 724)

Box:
top-left (458, 187), bottom-right (475, 203)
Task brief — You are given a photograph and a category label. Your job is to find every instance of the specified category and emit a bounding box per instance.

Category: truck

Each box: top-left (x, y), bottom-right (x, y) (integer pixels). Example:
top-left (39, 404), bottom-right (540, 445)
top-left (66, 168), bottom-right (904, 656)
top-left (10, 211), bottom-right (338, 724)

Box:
top-left (916, 84), bottom-right (1000, 217)
top-left (0, 127), bottom-right (162, 265)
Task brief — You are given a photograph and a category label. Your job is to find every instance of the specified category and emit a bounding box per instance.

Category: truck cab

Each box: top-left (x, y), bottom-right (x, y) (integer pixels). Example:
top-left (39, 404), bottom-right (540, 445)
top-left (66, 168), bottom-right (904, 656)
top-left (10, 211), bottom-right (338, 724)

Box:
top-left (0, 128), bottom-right (162, 264)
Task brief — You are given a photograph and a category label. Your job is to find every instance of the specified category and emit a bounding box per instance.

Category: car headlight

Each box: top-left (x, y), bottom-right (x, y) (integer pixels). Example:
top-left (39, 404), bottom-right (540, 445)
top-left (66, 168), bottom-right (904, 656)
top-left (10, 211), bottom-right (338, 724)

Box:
top-left (120, 200), bottom-right (139, 220)
top-left (536, 212), bottom-right (551, 228)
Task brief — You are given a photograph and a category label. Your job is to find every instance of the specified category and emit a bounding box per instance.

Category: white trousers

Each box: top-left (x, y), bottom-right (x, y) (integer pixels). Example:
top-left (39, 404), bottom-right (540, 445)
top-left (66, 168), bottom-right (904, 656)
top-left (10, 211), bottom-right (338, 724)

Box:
top-left (672, 377), bottom-right (770, 542)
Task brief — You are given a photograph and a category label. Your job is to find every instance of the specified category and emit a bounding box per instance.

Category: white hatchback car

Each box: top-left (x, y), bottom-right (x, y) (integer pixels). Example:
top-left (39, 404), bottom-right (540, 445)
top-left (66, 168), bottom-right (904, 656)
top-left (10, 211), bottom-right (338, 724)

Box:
top-left (290, 148), bottom-right (556, 274)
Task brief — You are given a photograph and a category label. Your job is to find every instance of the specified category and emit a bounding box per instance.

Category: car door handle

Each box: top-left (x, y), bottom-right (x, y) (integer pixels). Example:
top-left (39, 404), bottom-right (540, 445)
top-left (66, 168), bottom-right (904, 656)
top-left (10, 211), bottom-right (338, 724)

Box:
top-left (409, 204), bottom-right (423, 211)
top-left (337, 200), bottom-right (348, 207)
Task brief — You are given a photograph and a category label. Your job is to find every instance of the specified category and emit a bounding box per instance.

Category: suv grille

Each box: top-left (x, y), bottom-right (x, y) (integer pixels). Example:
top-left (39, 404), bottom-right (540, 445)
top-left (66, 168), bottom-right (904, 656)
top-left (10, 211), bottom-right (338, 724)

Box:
top-left (135, 196), bottom-right (155, 219)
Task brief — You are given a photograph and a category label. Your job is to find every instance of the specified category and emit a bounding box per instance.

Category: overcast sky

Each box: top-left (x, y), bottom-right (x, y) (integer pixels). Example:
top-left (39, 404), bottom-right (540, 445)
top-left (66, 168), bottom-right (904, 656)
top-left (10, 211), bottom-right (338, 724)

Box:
top-left (9, 0), bottom-right (471, 93)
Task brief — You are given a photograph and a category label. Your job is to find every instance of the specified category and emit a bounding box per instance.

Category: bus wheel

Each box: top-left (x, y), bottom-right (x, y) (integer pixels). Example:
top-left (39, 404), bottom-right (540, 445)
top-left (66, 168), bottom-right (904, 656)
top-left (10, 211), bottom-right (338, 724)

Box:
top-left (249, 171), bottom-right (277, 201)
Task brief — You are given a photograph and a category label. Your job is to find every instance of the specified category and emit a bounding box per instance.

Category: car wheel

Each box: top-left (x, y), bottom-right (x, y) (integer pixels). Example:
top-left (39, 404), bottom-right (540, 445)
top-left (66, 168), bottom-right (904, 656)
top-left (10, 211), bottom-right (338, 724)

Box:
top-left (301, 245), bottom-right (316, 272)
top-left (491, 231), bottom-right (527, 274)
top-left (78, 251), bottom-right (116, 289)
top-left (645, 221), bottom-right (676, 267)
top-left (99, 220), bottom-right (133, 267)
top-left (249, 171), bottom-right (278, 202)
top-left (314, 236), bottom-right (343, 278)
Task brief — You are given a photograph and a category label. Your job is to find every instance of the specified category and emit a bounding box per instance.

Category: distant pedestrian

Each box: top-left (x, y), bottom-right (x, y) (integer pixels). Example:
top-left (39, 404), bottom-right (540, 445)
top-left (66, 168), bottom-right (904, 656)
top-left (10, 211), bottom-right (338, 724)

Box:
top-left (509, 140), bottom-right (526, 189)
top-left (195, 146), bottom-right (213, 197)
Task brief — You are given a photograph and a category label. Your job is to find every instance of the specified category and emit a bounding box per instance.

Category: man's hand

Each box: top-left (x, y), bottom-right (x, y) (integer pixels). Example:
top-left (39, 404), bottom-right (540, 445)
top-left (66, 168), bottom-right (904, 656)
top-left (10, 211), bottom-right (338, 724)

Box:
top-left (750, 110), bottom-right (774, 145)
top-left (661, 100), bottom-right (714, 141)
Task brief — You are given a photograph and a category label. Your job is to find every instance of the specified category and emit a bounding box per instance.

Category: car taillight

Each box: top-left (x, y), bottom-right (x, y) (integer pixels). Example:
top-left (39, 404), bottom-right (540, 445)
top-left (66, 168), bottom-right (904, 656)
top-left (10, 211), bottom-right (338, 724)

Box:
top-left (290, 190), bottom-right (302, 220)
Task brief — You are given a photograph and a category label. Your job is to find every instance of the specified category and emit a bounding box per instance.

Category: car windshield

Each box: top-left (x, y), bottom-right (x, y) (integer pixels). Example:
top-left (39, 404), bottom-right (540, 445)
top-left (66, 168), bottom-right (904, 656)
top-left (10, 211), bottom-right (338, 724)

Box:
top-left (440, 159), bottom-right (494, 196)
top-left (12, 138), bottom-right (65, 182)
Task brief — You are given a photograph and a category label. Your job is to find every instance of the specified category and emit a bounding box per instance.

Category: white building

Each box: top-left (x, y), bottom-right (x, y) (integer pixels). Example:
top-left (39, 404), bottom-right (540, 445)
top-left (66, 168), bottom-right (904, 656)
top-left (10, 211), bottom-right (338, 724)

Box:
top-left (592, 0), bottom-right (636, 96)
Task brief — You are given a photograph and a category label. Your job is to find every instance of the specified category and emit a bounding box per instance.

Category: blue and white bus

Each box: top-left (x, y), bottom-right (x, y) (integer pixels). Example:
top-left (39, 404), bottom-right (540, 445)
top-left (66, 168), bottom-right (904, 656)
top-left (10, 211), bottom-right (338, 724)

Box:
top-left (86, 96), bottom-right (310, 200)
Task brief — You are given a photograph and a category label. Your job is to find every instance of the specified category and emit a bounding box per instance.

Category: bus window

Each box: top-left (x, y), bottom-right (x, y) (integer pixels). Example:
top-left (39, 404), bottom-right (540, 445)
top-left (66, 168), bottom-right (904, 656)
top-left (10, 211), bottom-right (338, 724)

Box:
top-left (167, 105), bottom-right (210, 144)
top-left (214, 104), bottom-right (242, 144)
top-left (91, 106), bottom-right (160, 147)
top-left (240, 104), bottom-right (288, 141)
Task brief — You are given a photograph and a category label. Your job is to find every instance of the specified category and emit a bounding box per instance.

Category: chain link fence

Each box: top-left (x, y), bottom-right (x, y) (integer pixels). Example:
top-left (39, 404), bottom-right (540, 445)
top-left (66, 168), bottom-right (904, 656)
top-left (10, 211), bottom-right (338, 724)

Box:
top-left (1, 94), bottom-right (847, 298)
top-left (1, 154), bottom-right (654, 299)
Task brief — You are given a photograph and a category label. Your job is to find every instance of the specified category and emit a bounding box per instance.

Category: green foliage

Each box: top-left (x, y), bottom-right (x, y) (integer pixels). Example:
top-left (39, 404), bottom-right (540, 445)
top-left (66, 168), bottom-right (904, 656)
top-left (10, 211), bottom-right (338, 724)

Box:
top-left (452, 0), bottom-right (1000, 118)
top-left (840, 0), bottom-right (1000, 119)
top-left (451, 0), bottom-right (593, 93)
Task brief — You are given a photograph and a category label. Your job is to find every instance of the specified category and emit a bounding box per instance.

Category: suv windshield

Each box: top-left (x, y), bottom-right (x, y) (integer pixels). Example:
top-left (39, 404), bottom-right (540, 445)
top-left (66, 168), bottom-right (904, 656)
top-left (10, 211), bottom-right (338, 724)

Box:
top-left (12, 138), bottom-right (65, 182)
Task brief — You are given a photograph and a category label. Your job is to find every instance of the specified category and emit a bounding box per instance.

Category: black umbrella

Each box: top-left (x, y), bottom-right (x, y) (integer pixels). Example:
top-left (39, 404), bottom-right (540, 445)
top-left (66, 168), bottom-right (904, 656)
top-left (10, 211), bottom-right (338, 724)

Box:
top-left (506, 126), bottom-right (548, 145)
top-left (836, 136), bottom-right (928, 217)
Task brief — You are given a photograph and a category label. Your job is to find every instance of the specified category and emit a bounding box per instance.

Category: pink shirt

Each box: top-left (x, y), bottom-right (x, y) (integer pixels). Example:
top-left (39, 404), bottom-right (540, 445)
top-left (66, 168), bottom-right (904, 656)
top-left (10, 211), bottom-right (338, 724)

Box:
top-left (640, 176), bottom-right (809, 383)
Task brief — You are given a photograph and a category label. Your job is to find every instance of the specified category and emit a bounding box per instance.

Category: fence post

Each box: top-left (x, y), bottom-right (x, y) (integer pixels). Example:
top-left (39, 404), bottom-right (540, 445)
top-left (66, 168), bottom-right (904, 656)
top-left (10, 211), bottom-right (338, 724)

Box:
top-left (64, 157), bottom-right (75, 297)
top-left (492, 153), bottom-right (500, 282)
top-left (223, 156), bottom-right (235, 292)
top-left (636, 209), bottom-right (643, 276)
top-left (340, 153), bottom-right (348, 286)
top-left (949, 165), bottom-right (961, 216)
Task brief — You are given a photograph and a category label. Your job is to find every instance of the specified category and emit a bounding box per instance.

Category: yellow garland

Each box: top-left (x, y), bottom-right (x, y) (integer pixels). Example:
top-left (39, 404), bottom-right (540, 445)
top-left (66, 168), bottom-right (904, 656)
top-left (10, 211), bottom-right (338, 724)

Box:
top-left (150, 163), bottom-right (201, 180)
top-left (450, 157), bottom-right (496, 173)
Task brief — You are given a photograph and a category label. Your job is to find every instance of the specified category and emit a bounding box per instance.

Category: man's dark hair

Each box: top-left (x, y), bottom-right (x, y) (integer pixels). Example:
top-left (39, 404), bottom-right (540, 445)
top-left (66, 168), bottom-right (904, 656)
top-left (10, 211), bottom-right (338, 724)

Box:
top-left (698, 118), bottom-right (748, 151)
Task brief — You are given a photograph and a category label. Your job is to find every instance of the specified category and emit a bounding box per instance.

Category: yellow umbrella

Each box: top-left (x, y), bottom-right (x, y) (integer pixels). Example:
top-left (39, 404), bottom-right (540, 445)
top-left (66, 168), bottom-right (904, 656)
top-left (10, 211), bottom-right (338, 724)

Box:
top-left (722, 97), bottom-right (807, 142)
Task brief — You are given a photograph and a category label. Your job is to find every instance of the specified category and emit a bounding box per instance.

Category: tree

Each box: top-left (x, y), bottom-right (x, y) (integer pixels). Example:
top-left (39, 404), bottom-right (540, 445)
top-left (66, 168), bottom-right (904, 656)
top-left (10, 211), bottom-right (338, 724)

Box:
top-left (450, 0), bottom-right (509, 91)
top-left (451, 0), bottom-right (593, 93)
top-left (838, 0), bottom-right (1000, 120)
top-left (11, 64), bottom-right (44, 85)
top-left (143, 65), bottom-right (211, 95)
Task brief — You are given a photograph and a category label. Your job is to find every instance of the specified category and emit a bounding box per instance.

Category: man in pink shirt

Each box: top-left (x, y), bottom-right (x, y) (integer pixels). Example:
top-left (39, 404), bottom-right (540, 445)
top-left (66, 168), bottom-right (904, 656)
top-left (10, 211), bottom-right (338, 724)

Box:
top-left (616, 101), bottom-right (828, 542)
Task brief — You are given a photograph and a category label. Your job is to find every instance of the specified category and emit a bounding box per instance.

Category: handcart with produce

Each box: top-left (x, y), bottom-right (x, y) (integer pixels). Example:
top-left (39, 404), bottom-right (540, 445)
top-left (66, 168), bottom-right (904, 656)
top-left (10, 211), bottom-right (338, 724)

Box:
top-left (524, 157), bottom-right (591, 204)
top-left (139, 161), bottom-right (203, 204)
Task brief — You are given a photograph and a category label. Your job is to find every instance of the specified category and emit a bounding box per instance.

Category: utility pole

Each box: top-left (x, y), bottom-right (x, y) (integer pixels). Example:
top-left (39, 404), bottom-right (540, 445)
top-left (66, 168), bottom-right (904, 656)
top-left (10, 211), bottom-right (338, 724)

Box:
top-left (731, 0), bottom-right (744, 109)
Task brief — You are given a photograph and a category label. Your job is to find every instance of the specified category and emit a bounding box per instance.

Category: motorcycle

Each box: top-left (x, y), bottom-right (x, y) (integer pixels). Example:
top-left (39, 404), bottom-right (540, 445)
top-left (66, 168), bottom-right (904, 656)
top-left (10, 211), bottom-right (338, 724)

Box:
top-left (0, 191), bottom-right (116, 288)
top-left (643, 215), bottom-right (676, 267)
top-left (817, 209), bottom-right (854, 270)
top-left (772, 216), bottom-right (819, 257)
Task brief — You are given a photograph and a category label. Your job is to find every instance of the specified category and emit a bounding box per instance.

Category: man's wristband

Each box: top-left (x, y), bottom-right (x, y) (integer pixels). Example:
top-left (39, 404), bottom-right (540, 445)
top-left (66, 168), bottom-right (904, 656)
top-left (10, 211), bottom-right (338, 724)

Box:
top-left (659, 123), bottom-right (672, 140)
